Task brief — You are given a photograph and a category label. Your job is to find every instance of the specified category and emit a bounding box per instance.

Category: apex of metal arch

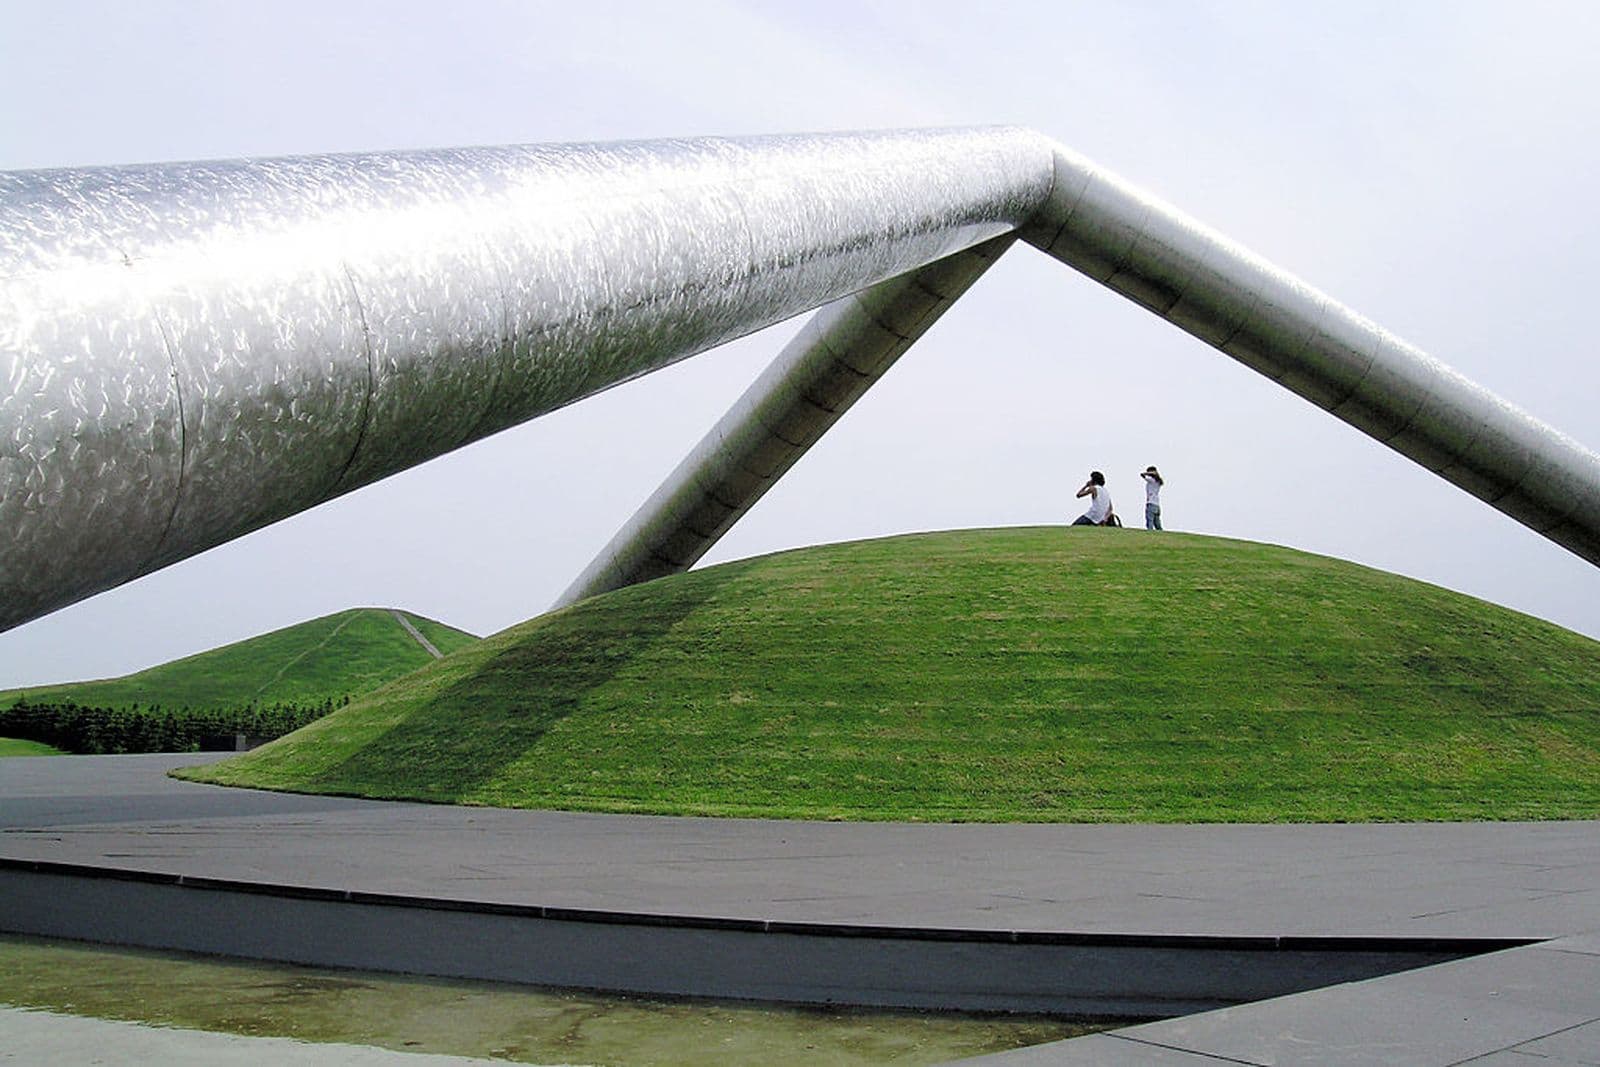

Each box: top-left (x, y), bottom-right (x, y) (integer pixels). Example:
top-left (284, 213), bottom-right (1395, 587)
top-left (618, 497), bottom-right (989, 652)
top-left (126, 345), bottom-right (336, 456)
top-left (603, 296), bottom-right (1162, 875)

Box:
top-left (2, 127), bottom-right (1597, 633)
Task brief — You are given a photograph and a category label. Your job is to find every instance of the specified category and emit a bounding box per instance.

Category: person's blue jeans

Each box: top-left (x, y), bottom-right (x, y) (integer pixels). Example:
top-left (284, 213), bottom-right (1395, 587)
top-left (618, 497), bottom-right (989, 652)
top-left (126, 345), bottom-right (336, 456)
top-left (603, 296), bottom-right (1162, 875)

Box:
top-left (1146, 503), bottom-right (1162, 531)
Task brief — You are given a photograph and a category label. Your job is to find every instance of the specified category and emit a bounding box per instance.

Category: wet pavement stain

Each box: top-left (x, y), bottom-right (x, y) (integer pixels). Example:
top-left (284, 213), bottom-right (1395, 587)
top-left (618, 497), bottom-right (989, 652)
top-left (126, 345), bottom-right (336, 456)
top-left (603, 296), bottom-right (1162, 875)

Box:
top-left (0, 935), bottom-right (1101, 1064)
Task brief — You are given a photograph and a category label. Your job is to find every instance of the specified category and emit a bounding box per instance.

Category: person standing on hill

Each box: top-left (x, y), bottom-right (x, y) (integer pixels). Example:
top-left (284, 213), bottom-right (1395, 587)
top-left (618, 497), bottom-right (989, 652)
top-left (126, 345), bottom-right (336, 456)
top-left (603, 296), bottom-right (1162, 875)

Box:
top-left (1073, 471), bottom-right (1113, 526)
top-left (1140, 466), bottom-right (1164, 530)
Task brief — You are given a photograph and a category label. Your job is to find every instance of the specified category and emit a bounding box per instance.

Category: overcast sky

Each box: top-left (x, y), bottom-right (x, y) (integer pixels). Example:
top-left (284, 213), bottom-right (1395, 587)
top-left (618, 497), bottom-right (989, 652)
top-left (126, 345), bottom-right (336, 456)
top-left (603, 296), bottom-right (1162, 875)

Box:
top-left (3, 0), bottom-right (1599, 688)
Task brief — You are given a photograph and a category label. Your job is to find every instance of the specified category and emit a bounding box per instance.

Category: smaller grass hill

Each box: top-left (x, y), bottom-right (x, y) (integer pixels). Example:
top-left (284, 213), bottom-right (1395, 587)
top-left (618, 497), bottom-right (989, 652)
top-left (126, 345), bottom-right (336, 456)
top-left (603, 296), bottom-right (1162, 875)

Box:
top-left (2, 608), bottom-right (478, 714)
top-left (0, 738), bottom-right (64, 757)
top-left (183, 530), bottom-right (1600, 823)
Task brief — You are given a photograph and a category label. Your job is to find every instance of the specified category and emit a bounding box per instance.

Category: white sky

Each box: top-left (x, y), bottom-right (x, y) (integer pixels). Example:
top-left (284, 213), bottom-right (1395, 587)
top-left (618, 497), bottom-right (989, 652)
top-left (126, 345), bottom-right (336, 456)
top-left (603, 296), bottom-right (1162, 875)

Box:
top-left (3, 0), bottom-right (1599, 688)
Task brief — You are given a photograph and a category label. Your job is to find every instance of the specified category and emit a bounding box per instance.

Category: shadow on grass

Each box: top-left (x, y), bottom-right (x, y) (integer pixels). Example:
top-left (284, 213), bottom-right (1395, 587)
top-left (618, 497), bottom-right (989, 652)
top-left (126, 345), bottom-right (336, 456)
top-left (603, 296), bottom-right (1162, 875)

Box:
top-left (315, 562), bottom-right (748, 801)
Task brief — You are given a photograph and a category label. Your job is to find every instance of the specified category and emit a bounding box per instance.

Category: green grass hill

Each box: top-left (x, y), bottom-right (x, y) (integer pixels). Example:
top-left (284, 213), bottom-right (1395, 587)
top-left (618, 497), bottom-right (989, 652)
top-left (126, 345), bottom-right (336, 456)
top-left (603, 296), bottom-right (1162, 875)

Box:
top-left (4, 608), bottom-right (478, 713)
top-left (0, 738), bottom-right (64, 757)
top-left (182, 529), bottom-right (1600, 822)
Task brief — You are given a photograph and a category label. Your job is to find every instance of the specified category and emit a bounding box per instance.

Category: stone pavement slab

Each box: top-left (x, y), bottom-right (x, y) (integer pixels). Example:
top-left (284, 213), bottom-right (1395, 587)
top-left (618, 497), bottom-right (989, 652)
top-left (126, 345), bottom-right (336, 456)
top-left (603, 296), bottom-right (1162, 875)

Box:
top-left (4, 755), bottom-right (1600, 940)
top-left (974, 942), bottom-right (1600, 1064)
top-left (6, 754), bottom-right (1600, 1065)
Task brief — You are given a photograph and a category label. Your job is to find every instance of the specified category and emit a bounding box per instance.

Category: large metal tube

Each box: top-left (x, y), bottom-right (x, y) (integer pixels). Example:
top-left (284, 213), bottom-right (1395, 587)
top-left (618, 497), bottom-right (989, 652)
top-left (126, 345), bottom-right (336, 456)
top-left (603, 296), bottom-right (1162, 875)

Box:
top-left (1021, 145), bottom-right (1600, 564)
top-left (0, 130), bottom-right (1053, 632)
top-left (555, 235), bottom-right (1015, 607)
top-left (4, 128), bottom-right (1599, 631)
top-left (557, 140), bottom-right (1600, 606)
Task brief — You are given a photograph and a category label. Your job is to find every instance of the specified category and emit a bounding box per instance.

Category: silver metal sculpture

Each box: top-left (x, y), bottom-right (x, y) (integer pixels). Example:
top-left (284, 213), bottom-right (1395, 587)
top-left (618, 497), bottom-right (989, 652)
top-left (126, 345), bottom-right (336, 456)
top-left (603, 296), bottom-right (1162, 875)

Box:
top-left (557, 234), bottom-right (1016, 605)
top-left (3, 128), bottom-right (1597, 632)
top-left (561, 141), bottom-right (1600, 605)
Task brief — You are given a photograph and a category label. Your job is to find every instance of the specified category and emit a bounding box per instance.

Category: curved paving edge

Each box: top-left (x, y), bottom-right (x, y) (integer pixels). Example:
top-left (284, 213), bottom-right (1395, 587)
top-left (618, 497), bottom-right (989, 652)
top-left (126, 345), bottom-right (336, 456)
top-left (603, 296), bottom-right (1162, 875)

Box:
top-left (0, 856), bottom-right (1508, 1019)
top-left (5, 755), bottom-right (1600, 1063)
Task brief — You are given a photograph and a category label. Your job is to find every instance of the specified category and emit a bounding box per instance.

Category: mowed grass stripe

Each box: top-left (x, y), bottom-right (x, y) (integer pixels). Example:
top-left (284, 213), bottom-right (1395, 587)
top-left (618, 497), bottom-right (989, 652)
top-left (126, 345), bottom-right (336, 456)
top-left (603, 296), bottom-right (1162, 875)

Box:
top-left (183, 529), bottom-right (1600, 822)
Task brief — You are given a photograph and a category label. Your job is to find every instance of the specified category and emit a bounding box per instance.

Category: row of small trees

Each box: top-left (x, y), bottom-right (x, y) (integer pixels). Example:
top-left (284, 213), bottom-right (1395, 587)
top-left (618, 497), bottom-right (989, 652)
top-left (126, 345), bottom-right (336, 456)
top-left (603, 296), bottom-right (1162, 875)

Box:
top-left (0, 696), bottom-right (348, 754)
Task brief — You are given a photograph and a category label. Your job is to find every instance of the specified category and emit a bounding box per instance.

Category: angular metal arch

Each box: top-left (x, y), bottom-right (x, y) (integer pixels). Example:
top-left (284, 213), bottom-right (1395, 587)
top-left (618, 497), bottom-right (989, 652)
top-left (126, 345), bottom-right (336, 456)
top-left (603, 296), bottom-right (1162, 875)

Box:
top-left (557, 139), bottom-right (1600, 605)
top-left (3, 129), bottom-right (1597, 632)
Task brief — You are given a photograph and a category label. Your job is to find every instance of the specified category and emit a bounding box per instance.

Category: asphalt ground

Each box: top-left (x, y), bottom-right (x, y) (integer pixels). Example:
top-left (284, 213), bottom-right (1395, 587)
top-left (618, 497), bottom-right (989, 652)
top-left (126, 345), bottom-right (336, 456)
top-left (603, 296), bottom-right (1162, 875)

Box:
top-left (3, 753), bottom-right (1599, 1063)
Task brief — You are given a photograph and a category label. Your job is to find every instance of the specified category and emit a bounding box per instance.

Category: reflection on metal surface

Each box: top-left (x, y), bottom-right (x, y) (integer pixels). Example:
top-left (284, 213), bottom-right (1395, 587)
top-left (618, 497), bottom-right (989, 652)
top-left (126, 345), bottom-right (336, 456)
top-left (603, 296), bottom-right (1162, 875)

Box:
top-left (555, 235), bottom-right (1015, 608)
top-left (0, 130), bottom-right (1050, 631)
top-left (565, 142), bottom-right (1600, 605)
top-left (1020, 144), bottom-right (1600, 564)
top-left (2, 129), bottom-right (1597, 631)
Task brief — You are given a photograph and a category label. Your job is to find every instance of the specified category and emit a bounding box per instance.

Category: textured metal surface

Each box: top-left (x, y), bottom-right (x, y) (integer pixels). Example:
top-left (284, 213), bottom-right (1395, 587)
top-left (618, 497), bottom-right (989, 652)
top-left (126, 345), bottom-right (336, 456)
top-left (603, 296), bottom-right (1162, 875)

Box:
top-left (4, 129), bottom-right (1599, 631)
top-left (1021, 144), bottom-right (1600, 565)
top-left (556, 236), bottom-right (1015, 607)
top-left (0, 130), bottom-right (1052, 631)
top-left (564, 139), bottom-right (1600, 605)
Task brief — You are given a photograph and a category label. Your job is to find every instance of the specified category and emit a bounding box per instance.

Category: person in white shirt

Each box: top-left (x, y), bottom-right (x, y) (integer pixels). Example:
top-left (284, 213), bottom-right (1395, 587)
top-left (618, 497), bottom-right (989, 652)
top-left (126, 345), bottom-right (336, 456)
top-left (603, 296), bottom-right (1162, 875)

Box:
top-left (1073, 470), bottom-right (1114, 526)
top-left (1140, 466), bottom-right (1164, 530)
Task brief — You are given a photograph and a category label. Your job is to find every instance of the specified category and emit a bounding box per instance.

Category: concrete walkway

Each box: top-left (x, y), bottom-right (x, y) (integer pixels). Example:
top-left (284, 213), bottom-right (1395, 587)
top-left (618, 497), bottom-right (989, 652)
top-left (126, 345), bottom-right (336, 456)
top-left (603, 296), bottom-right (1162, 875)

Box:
top-left (0, 1007), bottom-right (499, 1066)
top-left (3, 754), bottom-right (1600, 1063)
top-left (390, 610), bottom-right (443, 658)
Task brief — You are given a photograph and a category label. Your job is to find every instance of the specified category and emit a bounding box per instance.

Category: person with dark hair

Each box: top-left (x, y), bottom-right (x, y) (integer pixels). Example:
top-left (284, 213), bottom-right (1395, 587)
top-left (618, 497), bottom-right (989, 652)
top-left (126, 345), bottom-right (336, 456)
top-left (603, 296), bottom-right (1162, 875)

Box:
top-left (1072, 470), bottom-right (1114, 526)
top-left (1140, 465), bottom-right (1164, 530)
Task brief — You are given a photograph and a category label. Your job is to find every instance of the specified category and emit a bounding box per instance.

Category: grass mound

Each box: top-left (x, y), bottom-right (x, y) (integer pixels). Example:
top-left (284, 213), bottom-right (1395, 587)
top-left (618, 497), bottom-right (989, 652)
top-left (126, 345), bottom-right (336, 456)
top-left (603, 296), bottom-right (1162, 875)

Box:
top-left (0, 738), bottom-right (65, 757)
top-left (4, 608), bottom-right (478, 713)
top-left (182, 529), bottom-right (1600, 822)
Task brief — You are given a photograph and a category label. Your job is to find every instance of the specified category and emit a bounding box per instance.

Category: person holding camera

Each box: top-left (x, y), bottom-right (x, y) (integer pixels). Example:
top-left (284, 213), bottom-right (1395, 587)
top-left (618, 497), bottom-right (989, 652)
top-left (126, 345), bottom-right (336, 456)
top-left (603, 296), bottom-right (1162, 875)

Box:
top-left (1072, 470), bottom-right (1115, 526)
top-left (1140, 465), bottom-right (1164, 530)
